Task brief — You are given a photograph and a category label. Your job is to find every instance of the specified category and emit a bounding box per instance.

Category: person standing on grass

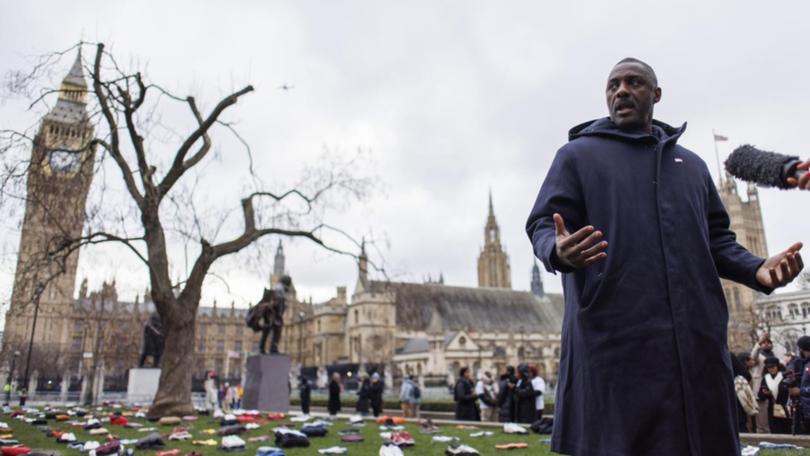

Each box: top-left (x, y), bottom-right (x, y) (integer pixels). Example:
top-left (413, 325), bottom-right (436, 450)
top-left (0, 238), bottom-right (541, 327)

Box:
top-left (526, 57), bottom-right (803, 455)
top-left (399, 375), bottom-right (420, 418)
top-left (369, 372), bottom-right (384, 417)
top-left (475, 371), bottom-right (498, 422)
top-left (530, 366), bottom-right (546, 421)
top-left (750, 334), bottom-right (785, 433)
top-left (328, 372), bottom-right (342, 417)
top-left (454, 367), bottom-right (479, 421)
top-left (299, 376), bottom-right (311, 416)
top-left (356, 375), bottom-right (371, 416)
top-left (497, 366), bottom-right (517, 423)
top-left (513, 363), bottom-right (537, 424)
top-left (757, 357), bottom-right (791, 434)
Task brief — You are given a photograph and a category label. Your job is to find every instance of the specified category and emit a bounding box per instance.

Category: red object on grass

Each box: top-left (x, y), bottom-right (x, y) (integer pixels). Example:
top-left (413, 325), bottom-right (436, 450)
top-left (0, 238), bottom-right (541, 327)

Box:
top-left (156, 449), bottom-right (181, 456)
top-left (265, 413), bottom-right (286, 420)
top-left (236, 415), bottom-right (256, 423)
top-left (1, 446), bottom-right (31, 456)
top-left (108, 415), bottom-right (128, 426)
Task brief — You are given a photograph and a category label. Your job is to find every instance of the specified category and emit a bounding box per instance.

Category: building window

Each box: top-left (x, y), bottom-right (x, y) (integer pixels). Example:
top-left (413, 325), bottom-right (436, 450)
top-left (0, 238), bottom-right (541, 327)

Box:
top-left (458, 336), bottom-right (467, 347)
top-left (217, 340), bottom-right (225, 352)
top-left (789, 303), bottom-right (800, 320)
top-left (317, 320), bottom-right (322, 333)
top-left (234, 340), bottom-right (242, 352)
top-left (802, 302), bottom-right (810, 319)
top-left (71, 335), bottom-right (82, 351)
top-left (198, 339), bottom-right (205, 352)
top-left (354, 310), bottom-right (359, 324)
top-left (218, 324), bottom-right (225, 335)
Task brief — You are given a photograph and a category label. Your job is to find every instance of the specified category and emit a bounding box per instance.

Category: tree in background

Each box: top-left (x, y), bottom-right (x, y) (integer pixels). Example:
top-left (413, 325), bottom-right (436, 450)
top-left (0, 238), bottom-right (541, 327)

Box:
top-left (1, 42), bottom-right (376, 416)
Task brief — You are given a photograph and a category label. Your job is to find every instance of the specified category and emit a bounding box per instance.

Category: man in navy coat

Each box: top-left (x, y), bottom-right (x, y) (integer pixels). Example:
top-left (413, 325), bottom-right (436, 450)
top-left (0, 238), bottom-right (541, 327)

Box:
top-left (526, 58), bottom-right (804, 456)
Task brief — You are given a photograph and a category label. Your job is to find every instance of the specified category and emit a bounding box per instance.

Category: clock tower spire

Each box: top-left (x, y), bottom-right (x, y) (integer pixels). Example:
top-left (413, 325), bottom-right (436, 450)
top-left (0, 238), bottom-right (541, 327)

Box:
top-left (6, 48), bottom-right (96, 345)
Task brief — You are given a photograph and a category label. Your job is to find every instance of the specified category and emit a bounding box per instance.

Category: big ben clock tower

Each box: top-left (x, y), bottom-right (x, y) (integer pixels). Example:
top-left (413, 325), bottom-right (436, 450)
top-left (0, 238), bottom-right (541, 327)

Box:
top-left (5, 50), bottom-right (96, 347)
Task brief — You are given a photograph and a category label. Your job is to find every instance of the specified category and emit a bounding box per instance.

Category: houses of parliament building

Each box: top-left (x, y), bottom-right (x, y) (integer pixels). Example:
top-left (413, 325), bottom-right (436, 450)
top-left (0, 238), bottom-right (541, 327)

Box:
top-left (1, 53), bottom-right (770, 393)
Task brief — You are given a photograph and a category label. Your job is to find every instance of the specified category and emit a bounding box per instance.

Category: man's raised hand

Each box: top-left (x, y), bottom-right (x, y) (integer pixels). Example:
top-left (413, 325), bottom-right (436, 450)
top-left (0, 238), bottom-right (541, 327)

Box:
top-left (553, 213), bottom-right (608, 269)
top-left (756, 242), bottom-right (804, 288)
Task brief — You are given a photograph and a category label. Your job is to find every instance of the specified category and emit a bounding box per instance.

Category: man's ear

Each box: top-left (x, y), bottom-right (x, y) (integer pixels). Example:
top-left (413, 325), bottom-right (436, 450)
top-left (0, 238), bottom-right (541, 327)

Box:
top-left (653, 86), bottom-right (662, 104)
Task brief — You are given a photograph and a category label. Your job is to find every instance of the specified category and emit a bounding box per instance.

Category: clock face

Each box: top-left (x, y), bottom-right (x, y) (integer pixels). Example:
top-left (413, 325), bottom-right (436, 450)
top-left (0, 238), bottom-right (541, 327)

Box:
top-left (48, 150), bottom-right (81, 173)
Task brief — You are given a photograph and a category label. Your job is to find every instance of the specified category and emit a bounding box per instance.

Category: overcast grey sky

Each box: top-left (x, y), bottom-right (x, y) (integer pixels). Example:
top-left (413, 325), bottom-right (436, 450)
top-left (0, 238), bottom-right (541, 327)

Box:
top-left (1, 1), bottom-right (808, 308)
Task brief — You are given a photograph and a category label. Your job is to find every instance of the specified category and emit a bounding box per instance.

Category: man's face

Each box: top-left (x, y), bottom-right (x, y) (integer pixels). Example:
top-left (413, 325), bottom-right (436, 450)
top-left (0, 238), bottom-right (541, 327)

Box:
top-left (606, 62), bottom-right (661, 132)
top-left (761, 341), bottom-right (773, 351)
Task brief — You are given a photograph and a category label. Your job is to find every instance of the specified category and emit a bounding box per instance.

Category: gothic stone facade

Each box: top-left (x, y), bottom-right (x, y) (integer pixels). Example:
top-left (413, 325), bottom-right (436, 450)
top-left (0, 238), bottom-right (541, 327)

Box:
top-left (717, 177), bottom-right (769, 351)
top-left (281, 196), bottom-right (565, 386)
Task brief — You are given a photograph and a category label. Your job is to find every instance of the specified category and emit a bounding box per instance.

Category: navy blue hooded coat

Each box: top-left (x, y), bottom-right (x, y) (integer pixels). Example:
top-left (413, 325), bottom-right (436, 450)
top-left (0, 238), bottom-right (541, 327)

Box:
top-left (526, 118), bottom-right (771, 456)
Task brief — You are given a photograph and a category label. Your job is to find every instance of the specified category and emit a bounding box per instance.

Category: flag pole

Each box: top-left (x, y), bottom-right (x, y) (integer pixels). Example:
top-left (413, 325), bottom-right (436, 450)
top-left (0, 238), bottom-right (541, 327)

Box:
top-left (713, 129), bottom-right (723, 184)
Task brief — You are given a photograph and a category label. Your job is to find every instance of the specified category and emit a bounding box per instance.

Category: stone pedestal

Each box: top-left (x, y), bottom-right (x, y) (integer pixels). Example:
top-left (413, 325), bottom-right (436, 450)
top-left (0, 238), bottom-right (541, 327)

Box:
top-left (243, 354), bottom-right (291, 412)
top-left (127, 368), bottom-right (161, 404)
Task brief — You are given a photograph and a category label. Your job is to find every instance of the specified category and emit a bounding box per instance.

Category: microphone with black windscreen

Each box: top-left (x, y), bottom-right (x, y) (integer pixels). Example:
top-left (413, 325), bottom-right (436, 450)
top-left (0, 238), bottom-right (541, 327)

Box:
top-left (724, 144), bottom-right (807, 189)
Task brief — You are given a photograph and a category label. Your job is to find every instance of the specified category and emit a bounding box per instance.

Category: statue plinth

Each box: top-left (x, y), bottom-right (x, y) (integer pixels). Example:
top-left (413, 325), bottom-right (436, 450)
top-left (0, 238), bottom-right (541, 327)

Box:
top-left (243, 354), bottom-right (291, 412)
top-left (127, 368), bottom-right (161, 404)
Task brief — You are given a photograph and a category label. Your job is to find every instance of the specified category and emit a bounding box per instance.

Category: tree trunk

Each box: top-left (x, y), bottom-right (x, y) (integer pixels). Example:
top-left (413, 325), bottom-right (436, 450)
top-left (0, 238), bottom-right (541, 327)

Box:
top-left (147, 312), bottom-right (196, 418)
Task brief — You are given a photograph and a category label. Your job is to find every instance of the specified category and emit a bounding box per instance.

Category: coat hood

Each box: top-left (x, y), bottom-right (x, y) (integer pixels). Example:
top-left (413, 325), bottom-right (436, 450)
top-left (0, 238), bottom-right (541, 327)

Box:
top-left (569, 117), bottom-right (686, 144)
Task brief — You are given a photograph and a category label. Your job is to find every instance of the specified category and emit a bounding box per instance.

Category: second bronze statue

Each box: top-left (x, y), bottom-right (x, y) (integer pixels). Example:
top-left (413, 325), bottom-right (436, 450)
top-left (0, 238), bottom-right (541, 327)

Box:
top-left (245, 275), bottom-right (292, 354)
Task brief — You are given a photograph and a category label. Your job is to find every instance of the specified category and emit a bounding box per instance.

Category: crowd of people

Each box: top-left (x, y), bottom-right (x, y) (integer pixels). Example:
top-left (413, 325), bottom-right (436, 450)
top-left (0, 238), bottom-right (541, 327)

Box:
top-left (733, 333), bottom-right (810, 435)
top-left (202, 370), bottom-right (244, 412)
top-left (292, 365), bottom-right (546, 424)
top-left (453, 364), bottom-right (546, 423)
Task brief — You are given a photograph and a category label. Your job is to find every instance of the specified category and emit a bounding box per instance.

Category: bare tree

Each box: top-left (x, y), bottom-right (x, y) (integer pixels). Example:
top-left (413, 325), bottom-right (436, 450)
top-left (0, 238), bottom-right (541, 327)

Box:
top-left (1, 42), bottom-right (377, 417)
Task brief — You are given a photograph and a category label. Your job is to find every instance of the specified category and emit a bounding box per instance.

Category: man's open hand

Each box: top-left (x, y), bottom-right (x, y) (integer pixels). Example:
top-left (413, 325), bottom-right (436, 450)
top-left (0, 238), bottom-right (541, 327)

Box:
top-left (756, 242), bottom-right (804, 288)
top-left (786, 159), bottom-right (810, 190)
top-left (554, 213), bottom-right (608, 269)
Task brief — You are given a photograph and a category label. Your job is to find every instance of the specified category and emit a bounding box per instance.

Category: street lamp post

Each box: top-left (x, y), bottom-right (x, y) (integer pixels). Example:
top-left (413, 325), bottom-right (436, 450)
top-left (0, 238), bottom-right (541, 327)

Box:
top-left (20, 283), bottom-right (45, 407)
top-left (4, 350), bottom-right (21, 405)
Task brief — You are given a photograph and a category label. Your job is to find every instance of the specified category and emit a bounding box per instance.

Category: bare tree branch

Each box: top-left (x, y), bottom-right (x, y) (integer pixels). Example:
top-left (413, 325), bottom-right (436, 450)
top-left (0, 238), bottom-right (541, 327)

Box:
top-left (158, 85), bottom-right (254, 197)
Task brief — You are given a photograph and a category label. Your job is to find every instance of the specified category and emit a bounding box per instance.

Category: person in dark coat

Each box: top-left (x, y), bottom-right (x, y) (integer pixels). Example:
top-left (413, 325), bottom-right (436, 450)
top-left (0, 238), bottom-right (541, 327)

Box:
top-left (497, 366), bottom-right (517, 423)
top-left (786, 336), bottom-right (810, 434)
top-left (453, 367), bottom-right (479, 421)
top-left (369, 373), bottom-right (384, 417)
top-left (732, 352), bottom-right (756, 432)
top-left (356, 376), bottom-right (371, 416)
top-left (298, 377), bottom-right (311, 415)
top-left (513, 364), bottom-right (537, 424)
top-left (525, 58), bottom-right (805, 456)
top-left (328, 372), bottom-right (342, 417)
top-left (757, 357), bottom-right (791, 434)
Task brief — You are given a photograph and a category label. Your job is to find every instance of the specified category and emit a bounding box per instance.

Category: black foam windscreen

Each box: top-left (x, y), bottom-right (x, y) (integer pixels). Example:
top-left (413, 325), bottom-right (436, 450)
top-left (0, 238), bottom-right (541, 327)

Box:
top-left (724, 144), bottom-right (798, 189)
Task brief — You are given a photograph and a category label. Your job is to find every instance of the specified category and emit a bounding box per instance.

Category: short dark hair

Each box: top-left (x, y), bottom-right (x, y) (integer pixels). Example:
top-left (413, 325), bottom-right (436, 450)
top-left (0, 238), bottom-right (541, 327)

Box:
top-left (615, 57), bottom-right (658, 86)
top-left (459, 367), bottom-right (468, 378)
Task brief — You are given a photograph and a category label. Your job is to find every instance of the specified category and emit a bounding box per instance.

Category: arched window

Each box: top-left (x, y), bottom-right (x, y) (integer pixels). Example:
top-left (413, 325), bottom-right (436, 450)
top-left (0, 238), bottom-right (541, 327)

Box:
top-left (802, 302), bottom-right (810, 319)
top-left (789, 303), bottom-right (800, 320)
top-left (768, 305), bottom-right (782, 321)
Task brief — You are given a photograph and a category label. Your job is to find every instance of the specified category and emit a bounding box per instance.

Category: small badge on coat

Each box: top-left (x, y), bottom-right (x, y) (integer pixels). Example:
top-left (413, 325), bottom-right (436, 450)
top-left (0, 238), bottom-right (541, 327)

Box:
top-left (674, 158), bottom-right (684, 163)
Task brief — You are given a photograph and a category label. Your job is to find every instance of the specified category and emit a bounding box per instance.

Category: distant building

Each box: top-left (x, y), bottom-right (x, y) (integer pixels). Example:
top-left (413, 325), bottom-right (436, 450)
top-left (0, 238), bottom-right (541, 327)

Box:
top-left (282, 195), bottom-right (565, 386)
top-left (756, 289), bottom-right (810, 353)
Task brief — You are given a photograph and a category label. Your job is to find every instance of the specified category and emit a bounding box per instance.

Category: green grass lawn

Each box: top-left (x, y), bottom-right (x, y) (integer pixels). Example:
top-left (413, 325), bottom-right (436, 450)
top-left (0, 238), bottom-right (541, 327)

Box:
top-left (0, 407), bottom-right (807, 455)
